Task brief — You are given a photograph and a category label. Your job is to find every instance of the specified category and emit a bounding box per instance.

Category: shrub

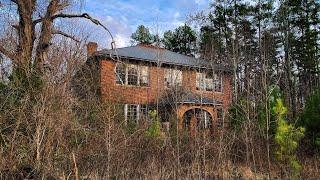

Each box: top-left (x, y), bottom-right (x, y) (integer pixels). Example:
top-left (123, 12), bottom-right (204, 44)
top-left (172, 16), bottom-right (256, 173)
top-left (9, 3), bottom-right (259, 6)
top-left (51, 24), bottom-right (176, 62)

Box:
top-left (145, 110), bottom-right (162, 138)
top-left (273, 98), bottom-right (305, 179)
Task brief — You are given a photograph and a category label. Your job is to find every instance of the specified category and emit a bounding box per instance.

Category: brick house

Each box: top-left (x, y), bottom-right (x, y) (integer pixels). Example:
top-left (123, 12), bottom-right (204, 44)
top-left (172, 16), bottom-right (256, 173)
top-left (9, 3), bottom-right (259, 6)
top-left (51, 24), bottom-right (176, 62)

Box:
top-left (83, 42), bottom-right (232, 134)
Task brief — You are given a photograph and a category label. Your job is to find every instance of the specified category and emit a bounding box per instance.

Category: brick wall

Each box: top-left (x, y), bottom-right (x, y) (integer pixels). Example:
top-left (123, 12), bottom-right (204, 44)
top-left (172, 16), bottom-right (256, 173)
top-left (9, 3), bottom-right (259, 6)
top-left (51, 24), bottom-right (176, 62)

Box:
top-left (100, 58), bottom-right (232, 109)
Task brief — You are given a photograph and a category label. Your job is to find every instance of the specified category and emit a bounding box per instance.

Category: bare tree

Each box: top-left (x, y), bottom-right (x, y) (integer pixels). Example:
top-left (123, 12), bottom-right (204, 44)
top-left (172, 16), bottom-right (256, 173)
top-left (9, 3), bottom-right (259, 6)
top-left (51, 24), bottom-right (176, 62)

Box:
top-left (0, 0), bottom-right (112, 74)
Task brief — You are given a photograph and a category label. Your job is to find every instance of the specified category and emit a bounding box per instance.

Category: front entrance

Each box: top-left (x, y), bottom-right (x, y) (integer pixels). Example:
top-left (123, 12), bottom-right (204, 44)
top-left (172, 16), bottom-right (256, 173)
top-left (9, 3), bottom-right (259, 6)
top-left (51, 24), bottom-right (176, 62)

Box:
top-left (182, 108), bottom-right (213, 135)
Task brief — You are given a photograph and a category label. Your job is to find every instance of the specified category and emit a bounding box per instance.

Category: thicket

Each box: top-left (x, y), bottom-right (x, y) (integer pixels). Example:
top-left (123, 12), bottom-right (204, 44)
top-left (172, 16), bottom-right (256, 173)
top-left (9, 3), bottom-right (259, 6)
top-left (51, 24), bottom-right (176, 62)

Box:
top-left (0, 0), bottom-right (319, 179)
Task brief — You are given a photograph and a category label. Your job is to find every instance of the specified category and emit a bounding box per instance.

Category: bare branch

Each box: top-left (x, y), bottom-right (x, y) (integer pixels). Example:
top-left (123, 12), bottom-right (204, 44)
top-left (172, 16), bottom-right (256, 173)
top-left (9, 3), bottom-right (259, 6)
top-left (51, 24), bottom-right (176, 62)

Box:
top-left (34, 13), bottom-right (115, 44)
top-left (52, 13), bottom-right (99, 24)
top-left (52, 13), bottom-right (115, 47)
top-left (0, 45), bottom-right (15, 61)
top-left (52, 29), bottom-right (80, 42)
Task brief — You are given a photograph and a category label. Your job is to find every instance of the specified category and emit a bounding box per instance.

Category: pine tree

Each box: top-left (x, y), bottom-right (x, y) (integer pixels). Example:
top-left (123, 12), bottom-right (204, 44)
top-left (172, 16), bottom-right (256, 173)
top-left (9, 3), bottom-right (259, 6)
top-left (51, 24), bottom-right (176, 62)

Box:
top-left (162, 24), bottom-right (197, 56)
top-left (131, 25), bottom-right (154, 45)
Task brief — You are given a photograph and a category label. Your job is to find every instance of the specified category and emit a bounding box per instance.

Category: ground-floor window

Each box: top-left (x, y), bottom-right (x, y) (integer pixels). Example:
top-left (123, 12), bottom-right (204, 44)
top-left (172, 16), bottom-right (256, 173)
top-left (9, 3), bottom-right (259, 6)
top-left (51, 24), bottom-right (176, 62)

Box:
top-left (183, 108), bottom-right (213, 130)
top-left (124, 104), bottom-right (150, 124)
top-left (196, 110), bottom-right (212, 130)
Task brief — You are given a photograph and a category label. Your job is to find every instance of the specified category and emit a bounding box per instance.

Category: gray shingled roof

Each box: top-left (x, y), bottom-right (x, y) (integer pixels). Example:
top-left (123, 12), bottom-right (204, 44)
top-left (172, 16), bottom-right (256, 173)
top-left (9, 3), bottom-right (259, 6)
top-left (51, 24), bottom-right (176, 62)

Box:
top-left (93, 45), bottom-right (232, 71)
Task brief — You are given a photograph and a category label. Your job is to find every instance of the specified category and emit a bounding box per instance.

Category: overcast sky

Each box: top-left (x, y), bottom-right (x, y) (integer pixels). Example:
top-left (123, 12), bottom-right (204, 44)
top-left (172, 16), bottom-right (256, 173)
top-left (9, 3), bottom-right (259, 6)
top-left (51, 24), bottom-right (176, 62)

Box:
top-left (82, 0), bottom-right (210, 48)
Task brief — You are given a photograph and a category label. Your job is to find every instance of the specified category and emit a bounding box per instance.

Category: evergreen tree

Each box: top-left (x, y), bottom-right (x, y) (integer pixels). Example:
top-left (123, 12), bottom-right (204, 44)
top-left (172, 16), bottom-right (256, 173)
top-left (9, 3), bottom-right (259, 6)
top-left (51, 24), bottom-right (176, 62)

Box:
top-left (162, 24), bottom-right (197, 56)
top-left (131, 25), bottom-right (154, 44)
top-left (274, 98), bottom-right (305, 178)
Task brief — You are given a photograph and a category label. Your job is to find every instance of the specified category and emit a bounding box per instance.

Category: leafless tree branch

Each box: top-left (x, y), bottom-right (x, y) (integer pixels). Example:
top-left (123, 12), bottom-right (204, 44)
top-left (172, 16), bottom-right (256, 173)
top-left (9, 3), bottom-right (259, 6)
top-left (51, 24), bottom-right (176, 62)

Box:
top-left (34, 13), bottom-right (115, 44)
top-left (0, 45), bottom-right (15, 61)
top-left (52, 29), bottom-right (80, 42)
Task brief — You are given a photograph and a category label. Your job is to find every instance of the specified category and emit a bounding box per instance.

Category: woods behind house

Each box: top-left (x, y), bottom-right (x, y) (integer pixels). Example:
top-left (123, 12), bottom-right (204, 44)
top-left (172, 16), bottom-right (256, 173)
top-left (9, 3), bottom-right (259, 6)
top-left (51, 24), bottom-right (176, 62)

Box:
top-left (0, 0), bottom-right (319, 179)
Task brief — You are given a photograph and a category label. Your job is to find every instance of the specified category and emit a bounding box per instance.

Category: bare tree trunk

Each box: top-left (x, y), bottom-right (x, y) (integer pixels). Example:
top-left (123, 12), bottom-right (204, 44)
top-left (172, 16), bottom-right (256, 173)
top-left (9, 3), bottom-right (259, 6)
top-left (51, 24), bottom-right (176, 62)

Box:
top-left (16, 0), bottom-right (36, 70)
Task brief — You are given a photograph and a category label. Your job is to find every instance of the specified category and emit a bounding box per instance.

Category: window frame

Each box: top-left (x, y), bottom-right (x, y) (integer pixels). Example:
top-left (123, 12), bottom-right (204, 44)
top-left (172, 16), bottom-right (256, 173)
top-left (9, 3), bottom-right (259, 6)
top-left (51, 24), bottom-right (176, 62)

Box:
top-left (139, 65), bottom-right (150, 87)
top-left (214, 73), bottom-right (223, 92)
top-left (196, 110), bottom-right (213, 130)
top-left (164, 68), bottom-right (183, 88)
top-left (196, 71), bottom-right (223, 92)
top-left (124, 104), bottom-right (150, 124)
top-left (127, 64), bottom-right (139, 86)
top-left (126, 104), bottom-right (139, 123)
top-left (115, 63), bottom-right (126, 85)
top-left (115, 63), bottom-right (150, 87)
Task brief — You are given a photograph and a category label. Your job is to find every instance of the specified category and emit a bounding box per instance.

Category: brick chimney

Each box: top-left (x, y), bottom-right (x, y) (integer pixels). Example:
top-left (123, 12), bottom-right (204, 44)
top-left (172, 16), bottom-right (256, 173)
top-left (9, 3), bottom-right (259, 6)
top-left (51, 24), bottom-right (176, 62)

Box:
top-left (87, 42), bottom-right (98, 57)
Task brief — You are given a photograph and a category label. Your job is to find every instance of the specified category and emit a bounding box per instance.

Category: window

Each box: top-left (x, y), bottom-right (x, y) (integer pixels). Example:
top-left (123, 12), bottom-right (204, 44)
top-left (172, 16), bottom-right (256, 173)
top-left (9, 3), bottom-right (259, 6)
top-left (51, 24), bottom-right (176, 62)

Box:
top-left (127, 64), bottom-right (138, 85)
top-left (205, 73), bottom-right (214, 91)
top-left (217, 108), bottom-right (224, 128)
top-left (196, 72), bottom-right (213, 91)
top-left (115, 63), bottom-right (149, 86)
top-left (196, 72), bottom-right (205, 90)
top-left (116, 63), bottom-right (126, 84)
top-left (139, 104), bottom-right (149, 121)
top-left (139, 66), bottom-right (149, 86)
top-left (125, 104), bottom-right (150, 124)
top-left (183, 109), bottom-right (212, 131)
top-left (214, 73), bottom-right (222, 92)
top-left (196, 71), bottom-right (222, 92)
top-left (164, 68), bottom-right (182, 87)
top-left (127, 104), bottom-right (138, 123)
top-left (196, 110), bottom-right (212, 130)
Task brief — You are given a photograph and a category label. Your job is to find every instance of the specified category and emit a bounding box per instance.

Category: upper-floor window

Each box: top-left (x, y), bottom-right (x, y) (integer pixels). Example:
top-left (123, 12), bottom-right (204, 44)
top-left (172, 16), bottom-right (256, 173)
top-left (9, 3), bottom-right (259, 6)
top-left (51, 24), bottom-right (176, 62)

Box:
top-left (139, 66), bottom-right (149, 86)
top-left (127, 64), bottom-right (139, 85)
top-left (214, 73), bottom-right (222, 92)
top-left (115, 63), bottom-right (149, 86)
top-left (196, 71), bottom-right (222, 92)
top-left (164, 68), bottom-right (182, 87)
top-left (116, 63), bottom-right (126, 84)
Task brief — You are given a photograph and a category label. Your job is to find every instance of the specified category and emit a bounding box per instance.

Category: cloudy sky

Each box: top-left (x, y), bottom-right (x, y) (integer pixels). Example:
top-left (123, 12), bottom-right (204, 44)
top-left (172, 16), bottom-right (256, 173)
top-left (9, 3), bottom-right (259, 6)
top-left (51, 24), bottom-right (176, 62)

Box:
top-left (82, 0), bottom-right (210, 48)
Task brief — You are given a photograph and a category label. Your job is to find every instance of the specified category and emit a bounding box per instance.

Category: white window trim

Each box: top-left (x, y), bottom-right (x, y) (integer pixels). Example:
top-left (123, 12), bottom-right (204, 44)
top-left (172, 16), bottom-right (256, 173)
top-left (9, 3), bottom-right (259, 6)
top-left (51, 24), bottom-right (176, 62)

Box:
top-left (164, 68), bottom-right (183, 87)
top-left (196, 71), bottom-right (223, 92)
top-left (214, 73), bottom-right (223, 93)
top-left (124, 104), bottom-right (150, 124)
top-left (116, 64), bottom-right (149, 87)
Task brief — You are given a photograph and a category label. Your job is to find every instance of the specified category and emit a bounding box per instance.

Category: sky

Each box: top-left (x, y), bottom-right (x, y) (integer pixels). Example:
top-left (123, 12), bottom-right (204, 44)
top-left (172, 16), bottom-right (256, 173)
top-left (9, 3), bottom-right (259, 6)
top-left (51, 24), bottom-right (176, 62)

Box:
top-left (81, 0), bottom-right (210, 48)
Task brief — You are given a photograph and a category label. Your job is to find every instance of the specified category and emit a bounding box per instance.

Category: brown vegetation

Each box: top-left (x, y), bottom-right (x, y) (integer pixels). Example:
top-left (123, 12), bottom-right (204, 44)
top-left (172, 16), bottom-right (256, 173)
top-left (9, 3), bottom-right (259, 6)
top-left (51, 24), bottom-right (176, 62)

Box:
top-left (0, 0), bottom-right (319, 179)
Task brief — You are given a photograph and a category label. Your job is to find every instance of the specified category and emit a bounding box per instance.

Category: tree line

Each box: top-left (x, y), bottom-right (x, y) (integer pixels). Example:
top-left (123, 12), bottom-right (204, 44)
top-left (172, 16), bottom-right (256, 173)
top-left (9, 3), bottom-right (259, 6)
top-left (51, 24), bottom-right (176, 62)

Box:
top-left (130, 0), bottom-right (320, 177)
top-left (131, 0), bottom-right (320, 151)
top-left (0, 0), bottom-right (319, 179)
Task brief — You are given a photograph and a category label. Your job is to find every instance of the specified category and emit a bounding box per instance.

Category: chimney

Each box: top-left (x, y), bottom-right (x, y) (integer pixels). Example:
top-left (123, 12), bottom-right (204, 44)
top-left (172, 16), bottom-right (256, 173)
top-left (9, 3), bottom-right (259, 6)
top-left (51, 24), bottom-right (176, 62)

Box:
top-left (87, 42), bottom-right (98, 57)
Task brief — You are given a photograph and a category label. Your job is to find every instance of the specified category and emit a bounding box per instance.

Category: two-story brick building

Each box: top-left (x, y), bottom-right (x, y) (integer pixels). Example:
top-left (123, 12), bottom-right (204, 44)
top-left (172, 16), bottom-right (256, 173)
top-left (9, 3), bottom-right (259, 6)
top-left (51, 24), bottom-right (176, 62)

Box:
top-left (83, 42), bottom-right (232, 134)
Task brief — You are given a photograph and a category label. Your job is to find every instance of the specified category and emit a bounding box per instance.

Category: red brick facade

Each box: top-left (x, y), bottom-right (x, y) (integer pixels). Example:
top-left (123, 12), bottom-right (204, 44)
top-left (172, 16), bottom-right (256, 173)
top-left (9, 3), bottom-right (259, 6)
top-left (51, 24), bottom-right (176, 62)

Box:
top-left (100, 60), bottom-right (232, 108)
top-left (99, 59), bottom-right (232, 132)
top-left (87, 44), bottom-right (232, 133)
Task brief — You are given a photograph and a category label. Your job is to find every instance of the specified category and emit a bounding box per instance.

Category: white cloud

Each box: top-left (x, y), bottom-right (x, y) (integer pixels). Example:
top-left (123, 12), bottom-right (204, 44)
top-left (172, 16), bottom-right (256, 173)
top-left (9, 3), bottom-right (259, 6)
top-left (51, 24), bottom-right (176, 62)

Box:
top-left (114, 34), bottom-right (130, 48)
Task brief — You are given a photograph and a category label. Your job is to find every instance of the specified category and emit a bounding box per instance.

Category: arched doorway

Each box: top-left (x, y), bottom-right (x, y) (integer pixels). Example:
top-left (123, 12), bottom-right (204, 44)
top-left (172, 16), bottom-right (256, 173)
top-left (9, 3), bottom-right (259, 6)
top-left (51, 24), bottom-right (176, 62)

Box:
top-left (182, 108), bottom-right (213, 133)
